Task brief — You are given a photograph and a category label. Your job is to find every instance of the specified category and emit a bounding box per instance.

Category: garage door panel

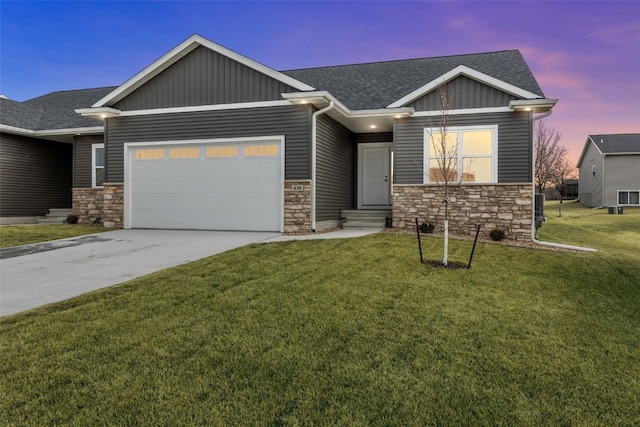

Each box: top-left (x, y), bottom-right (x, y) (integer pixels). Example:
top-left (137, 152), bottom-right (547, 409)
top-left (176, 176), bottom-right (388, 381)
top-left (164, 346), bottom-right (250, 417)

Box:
top-left (129, 139), bottom-right (283, 231)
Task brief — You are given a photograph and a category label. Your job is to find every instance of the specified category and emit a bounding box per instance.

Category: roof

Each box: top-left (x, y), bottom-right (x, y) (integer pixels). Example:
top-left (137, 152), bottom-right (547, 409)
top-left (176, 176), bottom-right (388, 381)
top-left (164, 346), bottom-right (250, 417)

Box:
top-left (283, 50), bottom-right (544, 110)
top-left (2, 35), bottom-right (546, 134)
top-left (588, 133), bottom-right (640, 154)
top-left (1, 87), bottom-right (116, 131)
top-left (577, 133), bottom-right (640, 167)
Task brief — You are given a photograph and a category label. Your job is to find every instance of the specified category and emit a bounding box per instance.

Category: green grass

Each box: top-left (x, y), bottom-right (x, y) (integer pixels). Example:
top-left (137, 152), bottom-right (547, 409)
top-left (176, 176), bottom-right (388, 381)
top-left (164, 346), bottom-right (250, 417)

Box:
top-left (0, 224), bottom-right (110, 249)
top-left (1, 208), bottom-right (639, 425)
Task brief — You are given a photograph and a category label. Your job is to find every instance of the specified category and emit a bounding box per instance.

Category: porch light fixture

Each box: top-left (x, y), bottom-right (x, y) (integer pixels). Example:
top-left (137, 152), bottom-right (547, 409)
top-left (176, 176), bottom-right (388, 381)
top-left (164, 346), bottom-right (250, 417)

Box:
top-left (509, 99), bottom-right (558, 112)
top-left (75, 107), bottom-right (122, 120)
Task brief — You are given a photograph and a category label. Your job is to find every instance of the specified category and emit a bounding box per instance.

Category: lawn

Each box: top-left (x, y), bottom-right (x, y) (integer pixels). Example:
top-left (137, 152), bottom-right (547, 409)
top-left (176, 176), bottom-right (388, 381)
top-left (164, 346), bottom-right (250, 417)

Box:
top-left (1, 204), bottom-right (639, 426)
top-left (0, 224), bottom-right (110, 249)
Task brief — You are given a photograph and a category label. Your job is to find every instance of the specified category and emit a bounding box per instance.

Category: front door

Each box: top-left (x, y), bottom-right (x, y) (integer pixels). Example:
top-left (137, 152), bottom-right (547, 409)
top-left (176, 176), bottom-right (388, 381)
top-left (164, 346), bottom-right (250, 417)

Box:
top-left (359, 143), bottom-right (392, 208)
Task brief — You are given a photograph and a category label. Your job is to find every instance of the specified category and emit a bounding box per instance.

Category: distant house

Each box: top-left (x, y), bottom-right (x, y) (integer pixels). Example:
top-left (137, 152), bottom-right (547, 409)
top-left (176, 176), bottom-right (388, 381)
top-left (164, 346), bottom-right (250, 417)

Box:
top-left (1, 34), bottom-right (557, 241)
top-left (577, 134), bottom-right (640, 208)
top-left (542, 178), bottom-right (578, 200)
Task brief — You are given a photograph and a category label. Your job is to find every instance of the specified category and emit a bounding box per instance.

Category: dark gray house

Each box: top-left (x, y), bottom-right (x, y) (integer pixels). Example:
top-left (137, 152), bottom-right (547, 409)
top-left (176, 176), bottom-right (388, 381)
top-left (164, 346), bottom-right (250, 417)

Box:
top-left (1, 34), bottom-right (557, 240)
top-left (577, 134), bottom-right (640, 208)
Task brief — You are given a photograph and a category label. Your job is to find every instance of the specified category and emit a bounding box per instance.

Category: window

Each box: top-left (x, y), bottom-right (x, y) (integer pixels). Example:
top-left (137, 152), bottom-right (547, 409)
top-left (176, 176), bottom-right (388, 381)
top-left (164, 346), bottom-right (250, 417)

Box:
top-left (618, 190), bottom-right (640, 206)
top-left (424, 126), bottom-right (497, 183)
top-left (92, 144), bottom-right (105, 188)
top-left (136, 149), bottom-right (165, 160)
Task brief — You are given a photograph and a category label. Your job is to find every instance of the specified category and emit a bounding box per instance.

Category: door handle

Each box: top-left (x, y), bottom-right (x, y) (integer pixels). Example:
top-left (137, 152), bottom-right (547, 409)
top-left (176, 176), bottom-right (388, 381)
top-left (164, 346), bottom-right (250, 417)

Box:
top-left (384, 175), bottom-right (388, 182)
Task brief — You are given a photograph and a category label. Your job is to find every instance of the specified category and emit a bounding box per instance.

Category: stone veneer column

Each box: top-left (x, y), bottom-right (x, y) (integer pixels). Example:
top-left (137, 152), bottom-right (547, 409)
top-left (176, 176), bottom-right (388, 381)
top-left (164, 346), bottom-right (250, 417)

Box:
top-left (284, 180), bottom-right (312, 234)
top-left (392, 183), bottom-right (533, 242)
top-left (72, 188), bottom-right (104, 224)
top-left (102, 183), bottom-right (124, 228)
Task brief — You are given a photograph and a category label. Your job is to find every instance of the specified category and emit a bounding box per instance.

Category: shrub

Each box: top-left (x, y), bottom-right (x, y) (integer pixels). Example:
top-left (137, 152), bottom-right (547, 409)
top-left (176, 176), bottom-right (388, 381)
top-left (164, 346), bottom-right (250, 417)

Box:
top-left (66, 214), bottom-right (79, 224)
top-left (489, 229), bottom-right (506, 241)
top-left (420, 222), bottom-right (435, 234)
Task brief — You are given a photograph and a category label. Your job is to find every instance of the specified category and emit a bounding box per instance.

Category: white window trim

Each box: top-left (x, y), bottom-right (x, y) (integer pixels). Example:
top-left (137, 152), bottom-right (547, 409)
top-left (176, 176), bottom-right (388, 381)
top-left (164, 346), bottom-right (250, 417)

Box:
top-left (92, 143), bottom-right (105, 188)
top-left (423, 125), bottom-right (498, 184)
top-left (617, 190), bottom-right (640, 206)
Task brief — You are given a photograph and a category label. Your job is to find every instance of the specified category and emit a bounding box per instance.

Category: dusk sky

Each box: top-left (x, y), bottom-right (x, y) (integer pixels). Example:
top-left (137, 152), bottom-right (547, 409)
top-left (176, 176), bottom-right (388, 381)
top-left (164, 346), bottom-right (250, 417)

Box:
top-left (1, 1), bottom-right (638, 166)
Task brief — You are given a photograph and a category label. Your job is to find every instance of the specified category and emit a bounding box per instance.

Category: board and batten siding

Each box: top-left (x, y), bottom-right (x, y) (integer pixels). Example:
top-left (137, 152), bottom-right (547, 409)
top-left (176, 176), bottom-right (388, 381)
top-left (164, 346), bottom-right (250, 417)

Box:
top-left (105, 105), bottom-right (311, 182)
top-left (0, 133), bottom-right (72, 216)
top-left (73, 134), bottom-right (104, 188)
top-left (316, 114), bottom-right (355, 221)
top-left (394, 112), bottom-right (533, 184)
top-left (114, 46), bottom-right (300, 111)
top-left (577, 142), bottom-right (603, 207)
top-left (408, 76), bottom-right (517, 111)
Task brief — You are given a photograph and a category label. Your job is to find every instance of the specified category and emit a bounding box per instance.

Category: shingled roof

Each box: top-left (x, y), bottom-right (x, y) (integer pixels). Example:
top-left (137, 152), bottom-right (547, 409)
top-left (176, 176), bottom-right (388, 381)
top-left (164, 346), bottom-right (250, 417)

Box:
top-left (0, 87), bottom-right (116, 131)
top-left (2, 48), bottom-right (544, 132)
top-left (283, 50), bottom-right (544, 110)
top-left (588, 134), bottom-right (640, 154)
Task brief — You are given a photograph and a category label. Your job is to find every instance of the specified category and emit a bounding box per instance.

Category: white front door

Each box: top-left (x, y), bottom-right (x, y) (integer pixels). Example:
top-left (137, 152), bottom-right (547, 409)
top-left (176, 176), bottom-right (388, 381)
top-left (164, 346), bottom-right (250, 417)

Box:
top-left (359, 143), bottom-right (392, 208)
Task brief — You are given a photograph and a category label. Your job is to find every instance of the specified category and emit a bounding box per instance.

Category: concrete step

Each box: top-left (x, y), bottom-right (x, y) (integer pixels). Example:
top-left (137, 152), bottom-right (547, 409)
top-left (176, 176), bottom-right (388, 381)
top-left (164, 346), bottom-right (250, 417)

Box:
top-left (343, 220), bottom-right (386, 228)
top-left (37, 218), bottom-right (67, 224)
top-left (37, 208), bottom-right (73, 224)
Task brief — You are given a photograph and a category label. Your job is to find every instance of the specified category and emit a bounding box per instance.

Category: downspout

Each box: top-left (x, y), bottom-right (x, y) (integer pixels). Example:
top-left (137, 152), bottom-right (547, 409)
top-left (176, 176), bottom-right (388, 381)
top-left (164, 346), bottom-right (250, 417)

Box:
top-left (531, 110), bottom-right (597, 252)
top-left (311, 101), bottom-right (335, 231)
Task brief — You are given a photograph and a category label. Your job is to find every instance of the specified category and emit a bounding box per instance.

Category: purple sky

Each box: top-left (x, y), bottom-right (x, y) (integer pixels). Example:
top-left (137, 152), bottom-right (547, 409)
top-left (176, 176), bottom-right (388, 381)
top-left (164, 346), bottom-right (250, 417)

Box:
top-left (1, 1), bottom-right (638, 165)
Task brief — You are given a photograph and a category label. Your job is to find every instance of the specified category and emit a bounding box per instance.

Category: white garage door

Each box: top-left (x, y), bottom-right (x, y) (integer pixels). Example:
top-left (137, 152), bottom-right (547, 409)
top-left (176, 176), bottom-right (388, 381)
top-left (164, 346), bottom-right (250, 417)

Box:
top-left (126, 138), bottom-right (283, 231)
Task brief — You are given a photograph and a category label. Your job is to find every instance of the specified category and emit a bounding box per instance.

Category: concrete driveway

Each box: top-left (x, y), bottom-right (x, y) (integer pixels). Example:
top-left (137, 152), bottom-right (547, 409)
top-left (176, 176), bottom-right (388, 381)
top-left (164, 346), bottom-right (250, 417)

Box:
top-left (0, 229), bottom-right (280, 316)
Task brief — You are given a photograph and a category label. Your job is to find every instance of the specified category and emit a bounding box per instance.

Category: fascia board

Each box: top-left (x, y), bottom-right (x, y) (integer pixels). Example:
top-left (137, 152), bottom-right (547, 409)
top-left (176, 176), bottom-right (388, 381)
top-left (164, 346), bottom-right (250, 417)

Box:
top-left (93, 35), bottom-right (314, 108)
top-left (283, 91), bottom-right (413, 118)
top-left (387, 65), bottom-right (542, 108)
top-left (577, 136), bottom-right (603, 168)
top-left (0, 124), bottom-right (103, 137)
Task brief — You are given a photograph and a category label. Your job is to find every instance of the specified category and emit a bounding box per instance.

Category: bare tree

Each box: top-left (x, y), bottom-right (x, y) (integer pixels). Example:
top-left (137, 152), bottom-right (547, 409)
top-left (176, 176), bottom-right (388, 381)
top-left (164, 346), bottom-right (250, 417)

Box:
top-left (551, 159), bottom-right (576, 217)
top-left (535, 120), bottom-right (568, 194)
top-left (424, 84), bottom-right (457, 265)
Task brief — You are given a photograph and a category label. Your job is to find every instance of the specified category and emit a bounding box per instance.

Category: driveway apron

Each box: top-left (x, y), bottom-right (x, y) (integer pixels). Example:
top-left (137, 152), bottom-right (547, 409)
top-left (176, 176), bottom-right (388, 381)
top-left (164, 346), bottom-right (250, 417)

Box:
top-left (0, 229), bottom-right (280, 316)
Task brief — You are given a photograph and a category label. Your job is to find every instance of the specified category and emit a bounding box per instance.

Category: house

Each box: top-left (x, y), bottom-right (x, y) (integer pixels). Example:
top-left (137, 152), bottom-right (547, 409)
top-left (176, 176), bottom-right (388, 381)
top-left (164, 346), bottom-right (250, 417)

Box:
top-left (0, 34), bottom-right (557, 240)
top-left (577, 134), bottom-right (640, 208)
top-left (542, 178), bottom-right (578, 200)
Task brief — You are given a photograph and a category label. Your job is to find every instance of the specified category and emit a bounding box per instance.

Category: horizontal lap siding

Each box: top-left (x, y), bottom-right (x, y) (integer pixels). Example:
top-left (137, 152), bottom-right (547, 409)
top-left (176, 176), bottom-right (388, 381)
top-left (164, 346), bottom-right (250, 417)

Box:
top-left (105, 105), bottom-right (311, 182)
top-left (0, 133), bottom-right (72, 216)
top-left (316, 115), bottom-right (354, 221)
top-left (395, 112), bottom-right (532, 184)
top-left (74, 134), bottom-right (104, 188)
top-left (114, 46), bottom-right (299, 110)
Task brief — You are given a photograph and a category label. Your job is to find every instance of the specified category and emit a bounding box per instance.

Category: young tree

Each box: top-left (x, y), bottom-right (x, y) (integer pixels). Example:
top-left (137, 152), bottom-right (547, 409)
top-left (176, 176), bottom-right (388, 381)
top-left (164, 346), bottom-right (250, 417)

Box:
top-left (424, 84), bottom-right (457, 265)
top-left (535, 120), bottom-right (568, 194)
top-left (551, 160), bottom-right (576, 217)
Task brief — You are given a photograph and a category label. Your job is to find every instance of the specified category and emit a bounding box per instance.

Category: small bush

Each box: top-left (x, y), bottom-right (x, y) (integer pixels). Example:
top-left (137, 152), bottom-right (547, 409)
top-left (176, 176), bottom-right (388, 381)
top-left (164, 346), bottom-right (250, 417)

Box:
top-left (66, 214), bottom-right (79, 224)
top-left (489, 229), bottom-right (506, 241)
top-left (420, 222), bottom-right (435, 234)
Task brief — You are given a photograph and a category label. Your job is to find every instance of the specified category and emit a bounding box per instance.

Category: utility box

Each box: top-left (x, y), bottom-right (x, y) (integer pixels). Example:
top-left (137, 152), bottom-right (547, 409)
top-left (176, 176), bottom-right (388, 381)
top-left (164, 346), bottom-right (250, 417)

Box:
top-left (534, 194), bottom-right (545, 229)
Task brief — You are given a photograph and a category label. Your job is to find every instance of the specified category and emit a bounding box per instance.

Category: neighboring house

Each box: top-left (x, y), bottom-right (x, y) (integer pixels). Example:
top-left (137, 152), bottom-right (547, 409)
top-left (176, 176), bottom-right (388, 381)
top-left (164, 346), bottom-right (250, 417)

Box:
top-left (577, 134), bottom-right (640, 208)
top-left (0, 34), bottom-right (557, 240)
top-left (542, 178), bottom-right (578, 200)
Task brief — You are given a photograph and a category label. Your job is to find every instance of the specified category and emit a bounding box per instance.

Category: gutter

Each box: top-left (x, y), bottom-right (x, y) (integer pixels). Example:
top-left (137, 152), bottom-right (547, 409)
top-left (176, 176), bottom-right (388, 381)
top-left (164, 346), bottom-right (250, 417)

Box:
top-left (310, 101), bottom-right (335, 231)
top-left (530, 110), bottom-right (597, 253)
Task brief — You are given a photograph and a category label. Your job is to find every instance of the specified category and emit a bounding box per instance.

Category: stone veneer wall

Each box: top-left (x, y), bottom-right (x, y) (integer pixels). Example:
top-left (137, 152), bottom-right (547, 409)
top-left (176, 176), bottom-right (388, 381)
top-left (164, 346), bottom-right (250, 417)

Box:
top-left (284, 180), bottom-right (312, 234)
top-left (72, 188), bottom-right (104, 225)
top-left (393, 183), bottom-right (533, 242)
top-left (103, 183), bottom-right (124, 228)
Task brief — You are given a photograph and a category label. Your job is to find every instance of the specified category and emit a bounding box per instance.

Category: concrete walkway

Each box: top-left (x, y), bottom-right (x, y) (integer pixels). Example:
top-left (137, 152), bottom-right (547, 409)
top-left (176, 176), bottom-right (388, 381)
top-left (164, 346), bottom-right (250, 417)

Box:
top-left (0, 227), bottom-right (382, 316)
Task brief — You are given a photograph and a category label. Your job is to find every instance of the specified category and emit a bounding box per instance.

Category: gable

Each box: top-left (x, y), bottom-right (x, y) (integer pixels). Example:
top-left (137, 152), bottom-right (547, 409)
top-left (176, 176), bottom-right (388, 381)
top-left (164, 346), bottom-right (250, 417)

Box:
top-left (408, 75), bottom-right (518, 111)
top-left (114, 46), bottom-right (301, 111)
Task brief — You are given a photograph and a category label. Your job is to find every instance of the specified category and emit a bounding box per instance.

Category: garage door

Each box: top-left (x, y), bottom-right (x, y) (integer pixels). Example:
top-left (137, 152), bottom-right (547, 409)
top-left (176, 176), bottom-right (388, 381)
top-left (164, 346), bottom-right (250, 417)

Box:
top-left (126, 138), bottom-right (283, 231)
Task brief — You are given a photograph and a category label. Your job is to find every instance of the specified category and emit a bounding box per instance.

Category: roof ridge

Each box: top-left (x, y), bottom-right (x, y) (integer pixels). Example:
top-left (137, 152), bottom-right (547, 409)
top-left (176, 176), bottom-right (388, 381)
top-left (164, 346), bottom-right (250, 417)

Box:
top-left (282, 49), bottom-right (520, 73)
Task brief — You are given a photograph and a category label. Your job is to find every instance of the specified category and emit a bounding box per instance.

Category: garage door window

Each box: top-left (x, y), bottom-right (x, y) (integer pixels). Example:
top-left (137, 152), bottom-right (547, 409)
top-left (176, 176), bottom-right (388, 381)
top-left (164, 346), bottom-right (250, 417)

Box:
top-left (135, 149), bottom-right (165, 160)
top-left (244, 144), bottom-right (278, 157)
top-left (207, 146), bottom-right (238, 158)
top-left (170, 147), bottom-right (200, 159)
